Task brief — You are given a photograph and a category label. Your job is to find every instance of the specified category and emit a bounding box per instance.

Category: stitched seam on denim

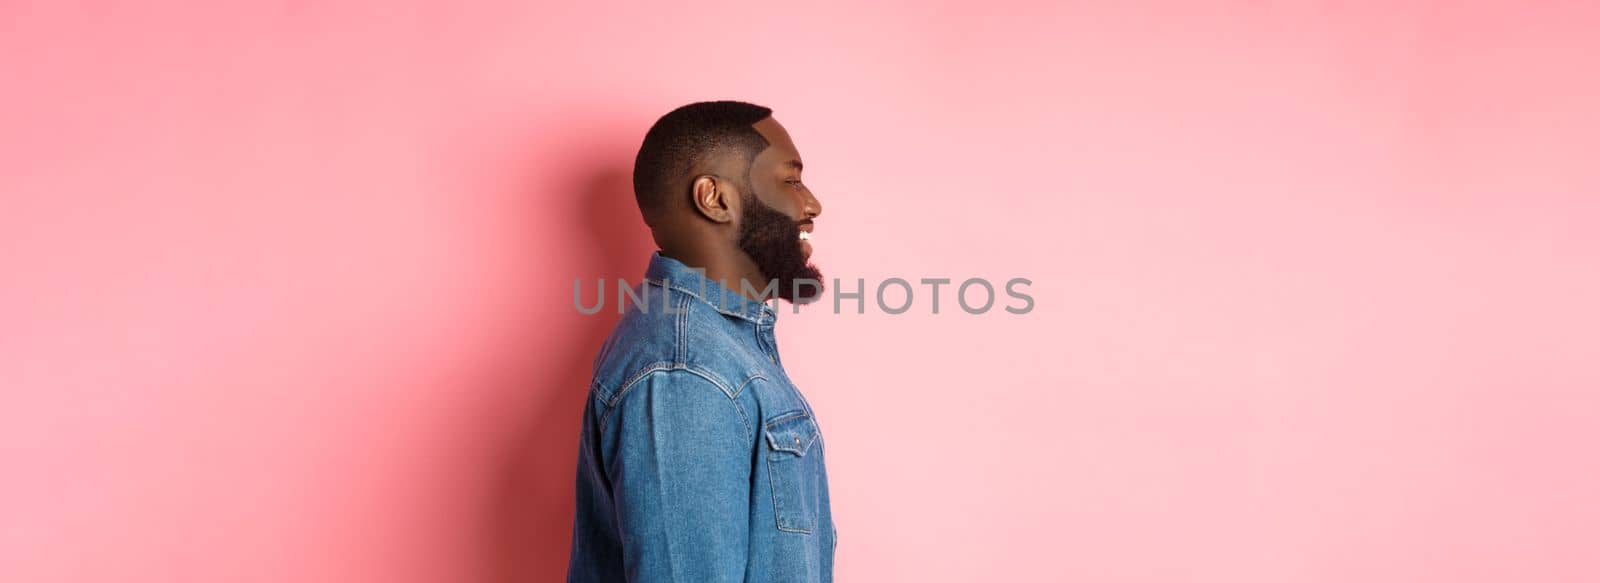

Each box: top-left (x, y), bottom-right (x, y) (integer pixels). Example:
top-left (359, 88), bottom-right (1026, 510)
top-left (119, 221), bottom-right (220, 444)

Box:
top-left (754, 321), bottom-right (770, 362)
top-left (589, 378), bottom-right (610, 407)
top-left (598, 365), bottom-right (746, 436)
top-left (645, 277), bottom-right (770, 324)
top-left (725, 373), bottom-right (765, 439)
top-left (673, 294), bottom-right (688, 365)
top-left (732, 372), bottom-right (767, 400)
top-left (597, 362), bottom-right (672, 432)
top-left (678, 365), bottom-right (750, 437)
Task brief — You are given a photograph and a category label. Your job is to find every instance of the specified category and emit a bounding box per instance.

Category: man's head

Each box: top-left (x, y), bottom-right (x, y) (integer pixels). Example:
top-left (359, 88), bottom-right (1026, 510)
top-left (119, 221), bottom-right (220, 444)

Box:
top-left (633, 101), bottom-right (824, 303)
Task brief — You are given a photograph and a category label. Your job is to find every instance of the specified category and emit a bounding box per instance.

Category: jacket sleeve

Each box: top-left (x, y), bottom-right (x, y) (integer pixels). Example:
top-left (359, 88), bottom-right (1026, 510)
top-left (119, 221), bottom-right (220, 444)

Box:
top-left (603, 369), bottom-right (753, 582)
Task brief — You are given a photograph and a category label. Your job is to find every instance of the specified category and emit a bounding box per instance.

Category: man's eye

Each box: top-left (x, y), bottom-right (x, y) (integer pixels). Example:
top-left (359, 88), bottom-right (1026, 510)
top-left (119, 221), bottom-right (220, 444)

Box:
top-left (786, 178), bottom-right (803, 186)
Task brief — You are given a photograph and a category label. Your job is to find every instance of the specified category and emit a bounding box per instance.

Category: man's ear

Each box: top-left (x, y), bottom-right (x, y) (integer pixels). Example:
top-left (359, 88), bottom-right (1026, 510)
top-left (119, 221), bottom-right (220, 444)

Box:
top-left (690, 175), bottom-right (736, 224)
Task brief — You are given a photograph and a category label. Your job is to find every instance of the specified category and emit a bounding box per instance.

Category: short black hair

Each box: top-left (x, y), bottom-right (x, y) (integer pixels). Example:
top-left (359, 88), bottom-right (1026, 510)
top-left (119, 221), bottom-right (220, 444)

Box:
top-left (633, 101), bottom-right (772, 220)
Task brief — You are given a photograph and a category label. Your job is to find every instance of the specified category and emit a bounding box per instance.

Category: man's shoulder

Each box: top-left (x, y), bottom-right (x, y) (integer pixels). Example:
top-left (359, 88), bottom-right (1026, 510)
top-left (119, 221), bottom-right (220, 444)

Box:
top-left (588, 287), bottom-right (755, 406)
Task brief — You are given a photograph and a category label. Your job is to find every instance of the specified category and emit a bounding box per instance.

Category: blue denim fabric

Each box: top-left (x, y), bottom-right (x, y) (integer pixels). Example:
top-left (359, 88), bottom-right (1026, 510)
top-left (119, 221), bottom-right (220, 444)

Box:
top-left (568, 252), bottom-right (837, 583)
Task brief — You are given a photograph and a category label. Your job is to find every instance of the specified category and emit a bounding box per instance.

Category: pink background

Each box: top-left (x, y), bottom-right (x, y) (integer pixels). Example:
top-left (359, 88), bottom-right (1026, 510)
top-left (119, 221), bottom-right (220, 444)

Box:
top-left (4, 2), bottom-right (1598, 581)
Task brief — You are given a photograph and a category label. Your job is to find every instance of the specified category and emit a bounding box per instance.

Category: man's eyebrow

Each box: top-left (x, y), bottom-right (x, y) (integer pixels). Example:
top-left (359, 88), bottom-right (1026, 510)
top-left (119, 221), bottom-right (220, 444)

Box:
top-left (785, 159), bottom-right (804, 171)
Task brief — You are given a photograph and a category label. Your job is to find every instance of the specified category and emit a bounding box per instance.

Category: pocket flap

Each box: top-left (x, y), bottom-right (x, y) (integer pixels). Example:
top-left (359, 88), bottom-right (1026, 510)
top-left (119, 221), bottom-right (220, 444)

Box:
top-left (764, 412), bottom-right (819, 456)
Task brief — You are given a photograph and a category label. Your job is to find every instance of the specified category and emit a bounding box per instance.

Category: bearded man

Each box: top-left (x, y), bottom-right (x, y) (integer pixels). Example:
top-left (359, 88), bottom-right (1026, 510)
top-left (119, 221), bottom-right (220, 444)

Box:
top-left (567, 101), bottom-right (837, 583)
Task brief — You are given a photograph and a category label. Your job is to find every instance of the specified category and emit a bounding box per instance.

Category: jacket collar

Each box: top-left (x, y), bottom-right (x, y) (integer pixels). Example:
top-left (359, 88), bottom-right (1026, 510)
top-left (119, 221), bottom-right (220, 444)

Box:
top-left (643, 252), bottom-right (779, 325)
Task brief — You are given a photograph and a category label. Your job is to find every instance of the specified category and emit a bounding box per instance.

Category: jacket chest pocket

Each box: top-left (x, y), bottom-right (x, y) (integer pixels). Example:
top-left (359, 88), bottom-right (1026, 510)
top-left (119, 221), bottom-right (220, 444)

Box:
top-left (764, 411), bottom-right (822, 534)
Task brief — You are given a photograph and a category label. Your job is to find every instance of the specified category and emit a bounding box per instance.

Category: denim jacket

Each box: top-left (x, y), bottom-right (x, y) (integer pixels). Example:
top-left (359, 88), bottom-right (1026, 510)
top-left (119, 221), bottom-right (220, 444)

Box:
top-left (568, 253), bottom-right (837, 583)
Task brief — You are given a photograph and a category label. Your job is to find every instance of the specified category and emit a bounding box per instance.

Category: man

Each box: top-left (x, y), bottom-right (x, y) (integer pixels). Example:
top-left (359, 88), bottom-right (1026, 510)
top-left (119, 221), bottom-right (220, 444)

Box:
top-left (567, 101), bottom-right (836, 583)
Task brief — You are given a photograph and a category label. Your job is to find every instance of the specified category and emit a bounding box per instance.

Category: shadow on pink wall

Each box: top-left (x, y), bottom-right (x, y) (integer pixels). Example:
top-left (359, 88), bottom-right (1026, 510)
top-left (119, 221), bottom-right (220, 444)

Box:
top-left (481, 130), bottom-right (653, 581)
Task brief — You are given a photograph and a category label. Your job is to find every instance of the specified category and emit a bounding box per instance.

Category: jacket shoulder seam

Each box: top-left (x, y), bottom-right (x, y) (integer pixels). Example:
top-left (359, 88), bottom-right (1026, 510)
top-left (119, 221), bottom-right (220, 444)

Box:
top-left (597, 365), bottom-right (753, 438)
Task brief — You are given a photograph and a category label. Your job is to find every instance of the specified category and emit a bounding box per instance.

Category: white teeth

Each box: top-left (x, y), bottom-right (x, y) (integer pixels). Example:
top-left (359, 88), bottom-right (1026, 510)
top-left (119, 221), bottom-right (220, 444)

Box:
top-left (798, 231), bottom-right (812, 241)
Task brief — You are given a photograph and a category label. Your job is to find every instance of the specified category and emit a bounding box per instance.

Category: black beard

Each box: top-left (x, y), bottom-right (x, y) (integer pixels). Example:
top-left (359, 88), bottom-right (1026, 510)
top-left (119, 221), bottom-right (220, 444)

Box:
top-left (737, 191), bottom-right (824, 304)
